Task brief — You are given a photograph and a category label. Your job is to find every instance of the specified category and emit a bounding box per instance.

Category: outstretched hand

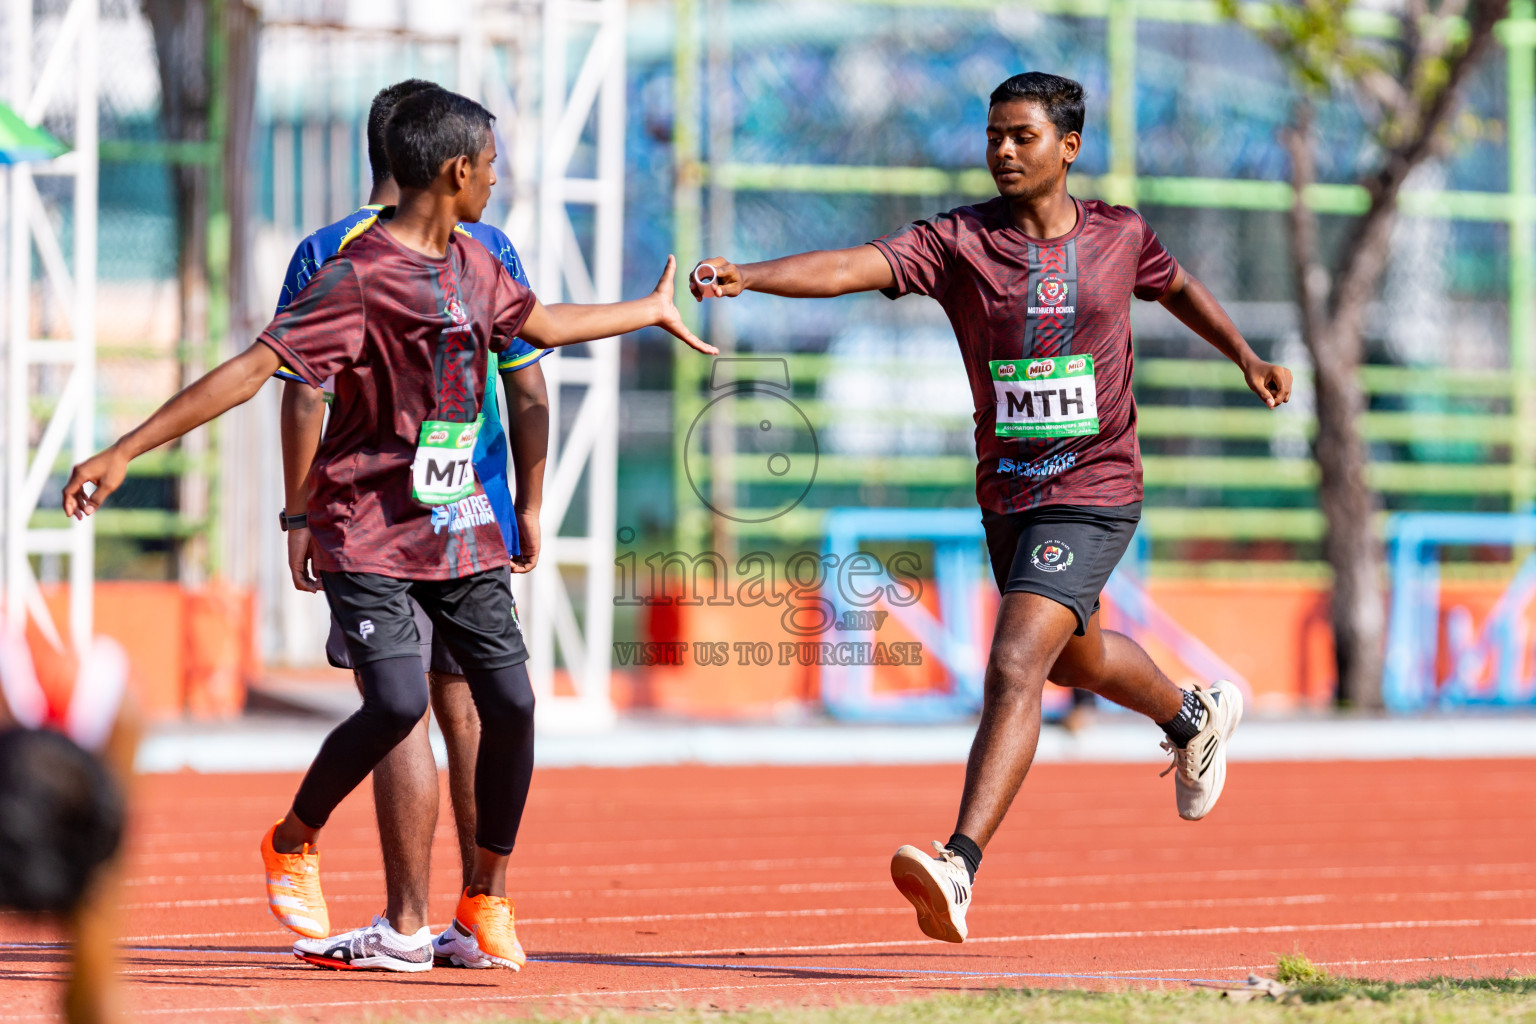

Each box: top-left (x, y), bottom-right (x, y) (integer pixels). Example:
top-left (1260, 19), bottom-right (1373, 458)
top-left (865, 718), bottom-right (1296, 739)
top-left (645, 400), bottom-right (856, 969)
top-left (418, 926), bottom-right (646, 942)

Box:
top-left (654, 256), bottom-right (718, 354)
top-left (62, 447), bottom-right (129, 519)
top-left (1244, 360), bottom-right (1294, 409)
top-left (688, 258), bottom-right (744, 301)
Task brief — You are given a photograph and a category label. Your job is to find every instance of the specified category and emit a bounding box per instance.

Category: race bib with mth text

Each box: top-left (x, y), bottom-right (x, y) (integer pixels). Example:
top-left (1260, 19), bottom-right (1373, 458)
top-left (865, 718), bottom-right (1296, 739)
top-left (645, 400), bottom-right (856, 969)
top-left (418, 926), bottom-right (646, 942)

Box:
top-left (991, 355), bottom-right (1100, 438)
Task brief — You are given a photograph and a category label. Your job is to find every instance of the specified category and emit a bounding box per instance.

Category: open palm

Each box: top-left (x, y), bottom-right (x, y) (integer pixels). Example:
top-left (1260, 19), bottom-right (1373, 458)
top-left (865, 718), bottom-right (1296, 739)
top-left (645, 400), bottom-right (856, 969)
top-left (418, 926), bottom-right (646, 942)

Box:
top-left (652, 256), bottom-right (717, 355)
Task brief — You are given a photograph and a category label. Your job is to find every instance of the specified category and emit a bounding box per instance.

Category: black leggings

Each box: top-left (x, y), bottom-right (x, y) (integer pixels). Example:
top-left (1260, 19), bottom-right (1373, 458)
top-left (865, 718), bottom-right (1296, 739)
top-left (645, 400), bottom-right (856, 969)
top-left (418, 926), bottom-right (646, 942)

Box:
top-left (290, 656), bottom-right (535, 855)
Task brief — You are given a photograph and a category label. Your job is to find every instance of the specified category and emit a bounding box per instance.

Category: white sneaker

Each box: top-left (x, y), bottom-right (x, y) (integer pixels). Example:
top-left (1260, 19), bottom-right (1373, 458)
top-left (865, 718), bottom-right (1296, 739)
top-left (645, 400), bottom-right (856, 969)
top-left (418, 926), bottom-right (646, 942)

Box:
top-left (293, 914), bottom-right (433, 972)
top-left (890, 841), bottom-right (972, 943)
top-left (432, 921), bottom-right (496, 969)
top-left (1162, 679), bottom-right (1244, 820)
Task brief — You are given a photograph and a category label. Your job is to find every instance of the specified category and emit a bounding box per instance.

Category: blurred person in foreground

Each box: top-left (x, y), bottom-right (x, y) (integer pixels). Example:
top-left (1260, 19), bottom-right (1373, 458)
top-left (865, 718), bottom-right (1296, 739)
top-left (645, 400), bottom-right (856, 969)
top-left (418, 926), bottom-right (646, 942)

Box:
top-left (63, 87), bottom-right (715, 973)
top-left (690, 71), bottom-right (1292, 944)
top-left (0, 621), bottom-right (139, 1023)
top-left (274, 79), bottom-right (551, 972)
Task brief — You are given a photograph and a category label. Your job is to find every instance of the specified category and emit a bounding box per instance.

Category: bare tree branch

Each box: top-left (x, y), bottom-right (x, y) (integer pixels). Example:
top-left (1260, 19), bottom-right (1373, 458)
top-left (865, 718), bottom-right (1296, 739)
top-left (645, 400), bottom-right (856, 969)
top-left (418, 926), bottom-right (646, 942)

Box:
top-left (1282, 103), bottom-right (1329, 350)
top-left (1328, 0), bottom-right (1508, 326)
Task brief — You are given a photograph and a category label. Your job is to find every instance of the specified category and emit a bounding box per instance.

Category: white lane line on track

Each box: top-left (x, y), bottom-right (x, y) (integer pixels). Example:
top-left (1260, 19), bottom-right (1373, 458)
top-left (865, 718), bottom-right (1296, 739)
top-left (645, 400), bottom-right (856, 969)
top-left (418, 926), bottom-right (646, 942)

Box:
top-left (116, 860), bottom-right (1536, 894)
top-left (106, 886), bottom-right (1536, 916)
top-left (511, 890), bottom-right (1536, 927)
top-left (1110, 951), bottom-right (1536, 975)
top-left (605, 918), bottom-right (1536, 958)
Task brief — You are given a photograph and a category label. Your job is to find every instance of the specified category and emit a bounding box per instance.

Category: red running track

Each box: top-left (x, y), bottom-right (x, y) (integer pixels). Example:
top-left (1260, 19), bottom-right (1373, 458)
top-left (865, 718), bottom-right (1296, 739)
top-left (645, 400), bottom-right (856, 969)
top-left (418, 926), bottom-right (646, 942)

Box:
top-left (3, 758), bottom-right (1536, 1021)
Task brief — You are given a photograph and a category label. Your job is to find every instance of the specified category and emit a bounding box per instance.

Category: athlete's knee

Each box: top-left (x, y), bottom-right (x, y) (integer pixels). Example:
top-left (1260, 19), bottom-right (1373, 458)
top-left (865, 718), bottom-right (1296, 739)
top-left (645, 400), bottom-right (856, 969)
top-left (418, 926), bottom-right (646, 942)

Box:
top-left (470, 664), bottom-right (536, 732)
top-left (360, 663), bottom-right (431, 738)
top-left (369, 686), bottom-right (430, 738)
top-left (985, 641), bottom-right (1048, 704)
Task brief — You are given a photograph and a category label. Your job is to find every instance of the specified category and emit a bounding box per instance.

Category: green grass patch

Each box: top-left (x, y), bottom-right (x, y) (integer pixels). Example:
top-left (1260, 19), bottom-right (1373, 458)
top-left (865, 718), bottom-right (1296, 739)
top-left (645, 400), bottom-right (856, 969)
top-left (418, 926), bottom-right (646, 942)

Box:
top-left (309, 977), bottom-right (1536, 1024)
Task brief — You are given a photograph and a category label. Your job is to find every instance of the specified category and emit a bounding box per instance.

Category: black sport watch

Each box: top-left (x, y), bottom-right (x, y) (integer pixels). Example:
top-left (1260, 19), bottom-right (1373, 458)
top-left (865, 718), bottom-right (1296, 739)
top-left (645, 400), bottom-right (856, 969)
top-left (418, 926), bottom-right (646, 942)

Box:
top-left (278, 510), bottom-right (309, 532)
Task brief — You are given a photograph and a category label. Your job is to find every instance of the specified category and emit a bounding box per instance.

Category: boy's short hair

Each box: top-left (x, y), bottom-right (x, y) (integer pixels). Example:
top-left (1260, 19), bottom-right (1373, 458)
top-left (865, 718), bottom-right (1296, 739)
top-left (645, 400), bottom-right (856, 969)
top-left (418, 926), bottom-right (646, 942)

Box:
top-left (989, 72), bottom-right (1086, 139)
top-left (366, 79), bottom-right (443, 186)
top-left (385, 90), bottom-right (497, 190)
top-left (0, 728), bottom-right (125, 914)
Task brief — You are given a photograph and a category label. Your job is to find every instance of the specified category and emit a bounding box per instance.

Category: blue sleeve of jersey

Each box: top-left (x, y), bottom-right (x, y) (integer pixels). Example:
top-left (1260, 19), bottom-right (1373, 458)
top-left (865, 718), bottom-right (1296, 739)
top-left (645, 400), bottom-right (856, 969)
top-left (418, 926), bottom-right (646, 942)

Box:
top-left (471, 223), bottom-right (547, 375)
top-left (272, 235), bottom-right (332, 383)
top-left (275, 235), bottom-right (329, 316)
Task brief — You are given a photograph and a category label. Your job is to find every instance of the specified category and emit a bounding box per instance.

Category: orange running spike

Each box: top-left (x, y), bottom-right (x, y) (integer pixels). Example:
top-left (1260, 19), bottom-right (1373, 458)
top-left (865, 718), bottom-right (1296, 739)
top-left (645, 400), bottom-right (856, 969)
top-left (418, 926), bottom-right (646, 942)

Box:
top-left (452, 889), bottom-right (525, 970)
top-left (260, 821), bottom-right (329, 939)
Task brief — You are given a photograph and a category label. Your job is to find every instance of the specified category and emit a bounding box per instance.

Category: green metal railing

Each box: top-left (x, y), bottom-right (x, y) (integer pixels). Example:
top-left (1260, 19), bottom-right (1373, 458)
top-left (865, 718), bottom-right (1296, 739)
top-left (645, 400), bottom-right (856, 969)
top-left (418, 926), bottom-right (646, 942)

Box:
top-left (90, 0), bottom-right (230, 568)
top-left (670, 0), bottom-right (1536, 566)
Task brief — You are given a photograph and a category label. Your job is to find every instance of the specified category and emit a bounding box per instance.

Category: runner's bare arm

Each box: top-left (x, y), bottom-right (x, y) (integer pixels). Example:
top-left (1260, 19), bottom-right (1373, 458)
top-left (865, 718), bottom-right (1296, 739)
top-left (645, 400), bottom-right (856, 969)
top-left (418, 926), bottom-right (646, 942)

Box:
top-left (688, 245), bottom-right (895, 301)
top-left (505, 361), bottom-right (549, 574)
top-left (1157, 268), bottom-right (1293, 409)
top-left (62, 342), bottom-right (283, 518)
top-left (519, 256), bottom-right (716, 354)
top-left (279, 380), bottom-right (326, 593)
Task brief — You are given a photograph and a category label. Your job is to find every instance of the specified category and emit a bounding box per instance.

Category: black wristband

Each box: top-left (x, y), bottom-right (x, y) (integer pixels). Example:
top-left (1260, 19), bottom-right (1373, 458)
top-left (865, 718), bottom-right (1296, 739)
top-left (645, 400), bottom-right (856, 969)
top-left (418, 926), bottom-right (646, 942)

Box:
top-left (278, 510), bottom-right (309, 532)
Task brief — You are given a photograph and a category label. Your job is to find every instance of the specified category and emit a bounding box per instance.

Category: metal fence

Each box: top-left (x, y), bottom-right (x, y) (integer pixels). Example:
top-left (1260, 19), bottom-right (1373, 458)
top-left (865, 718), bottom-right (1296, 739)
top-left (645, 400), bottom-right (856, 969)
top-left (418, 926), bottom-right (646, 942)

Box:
top-left (664, 0), bottom-right (1535, 575)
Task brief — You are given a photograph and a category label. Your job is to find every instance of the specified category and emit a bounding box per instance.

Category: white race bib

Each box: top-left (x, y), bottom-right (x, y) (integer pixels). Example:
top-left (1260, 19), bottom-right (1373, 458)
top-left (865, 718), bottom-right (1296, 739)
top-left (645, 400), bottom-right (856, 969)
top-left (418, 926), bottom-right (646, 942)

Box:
top-left (991, 355), bottom-right (1099, 438)
top-left (411, 419), bottom-right (479, 506)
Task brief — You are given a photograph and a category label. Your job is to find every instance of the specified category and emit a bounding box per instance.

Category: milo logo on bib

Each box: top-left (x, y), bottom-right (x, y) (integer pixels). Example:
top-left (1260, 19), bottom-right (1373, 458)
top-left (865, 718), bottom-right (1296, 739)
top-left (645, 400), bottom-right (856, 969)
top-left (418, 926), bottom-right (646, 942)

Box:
top-left (990, 355), bottom-right (1100, 439)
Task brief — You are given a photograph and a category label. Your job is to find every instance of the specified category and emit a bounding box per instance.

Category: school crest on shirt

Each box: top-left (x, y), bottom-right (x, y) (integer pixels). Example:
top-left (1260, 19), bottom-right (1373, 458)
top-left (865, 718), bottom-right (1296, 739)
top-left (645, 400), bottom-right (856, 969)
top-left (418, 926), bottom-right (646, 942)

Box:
top-left (1037, 276), bottom-right (1066, 306)
top-left (446, 298), bottom-right (467, 324)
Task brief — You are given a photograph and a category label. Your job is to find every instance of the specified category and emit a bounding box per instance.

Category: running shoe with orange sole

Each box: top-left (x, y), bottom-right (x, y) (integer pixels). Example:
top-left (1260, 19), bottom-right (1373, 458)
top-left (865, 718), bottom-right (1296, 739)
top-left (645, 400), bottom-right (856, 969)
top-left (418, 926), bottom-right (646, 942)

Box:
top-left (449, 889), bottom-right (525, 970)
top-left (261, 821), bottom-right (329, 939)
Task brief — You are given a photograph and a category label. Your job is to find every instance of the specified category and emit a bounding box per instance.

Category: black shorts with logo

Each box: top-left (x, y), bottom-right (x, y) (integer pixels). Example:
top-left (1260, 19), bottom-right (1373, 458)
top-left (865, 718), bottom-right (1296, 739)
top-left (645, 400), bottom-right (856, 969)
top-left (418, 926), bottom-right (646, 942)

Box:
top-left (320, 567), bottom-right (527, 673)
top-left (324, 600), bottom-right (469, 676)
top-left (982, 502), bottom-right (1141, 636)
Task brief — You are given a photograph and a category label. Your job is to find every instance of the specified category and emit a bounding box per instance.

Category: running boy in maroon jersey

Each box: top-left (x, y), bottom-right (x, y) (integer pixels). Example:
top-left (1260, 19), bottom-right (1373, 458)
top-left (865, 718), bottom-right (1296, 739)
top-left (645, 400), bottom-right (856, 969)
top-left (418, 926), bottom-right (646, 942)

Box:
top-left (63, 88), bottom-right (715, 969)
top-left (690, 72), bottom-right (1292, 944)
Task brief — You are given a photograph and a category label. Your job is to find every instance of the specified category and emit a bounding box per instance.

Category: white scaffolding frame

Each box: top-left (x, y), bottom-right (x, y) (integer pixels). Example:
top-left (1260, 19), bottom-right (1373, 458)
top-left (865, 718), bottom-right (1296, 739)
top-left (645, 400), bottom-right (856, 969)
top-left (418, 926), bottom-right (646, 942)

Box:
top-left (3, 0), bottom-right (98, 647)
top-left (467, 0), bottom-right (624, 730)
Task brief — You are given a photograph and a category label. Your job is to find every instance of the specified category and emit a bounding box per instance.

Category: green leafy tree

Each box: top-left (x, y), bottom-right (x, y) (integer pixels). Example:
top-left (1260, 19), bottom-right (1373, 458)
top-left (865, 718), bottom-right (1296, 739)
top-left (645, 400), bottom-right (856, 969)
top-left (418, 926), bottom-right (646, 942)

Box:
top-left (1220, 0), bottom-right (1509, 706)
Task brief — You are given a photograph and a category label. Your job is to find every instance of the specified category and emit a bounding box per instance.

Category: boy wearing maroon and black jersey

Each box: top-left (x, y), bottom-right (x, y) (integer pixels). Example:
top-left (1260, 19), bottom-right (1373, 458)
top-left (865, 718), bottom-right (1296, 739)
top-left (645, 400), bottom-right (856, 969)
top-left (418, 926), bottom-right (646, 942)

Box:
top-left (690, 72), bottom-right (1292, 944)
top-left (64, 88), bottom-right (716, 969)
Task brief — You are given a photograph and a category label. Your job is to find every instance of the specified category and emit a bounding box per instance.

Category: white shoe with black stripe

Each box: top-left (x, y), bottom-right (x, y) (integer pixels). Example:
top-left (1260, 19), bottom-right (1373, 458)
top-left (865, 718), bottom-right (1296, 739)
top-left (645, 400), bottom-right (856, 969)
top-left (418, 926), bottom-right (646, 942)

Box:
top-left (432, 922), bottom-right (496, 969)
top-left (890, 841), bottom-right (972, 943)
top-left (293, 915), bottom-right (433, 972)
top-left (1162, 679), bottom-right (1244, 821)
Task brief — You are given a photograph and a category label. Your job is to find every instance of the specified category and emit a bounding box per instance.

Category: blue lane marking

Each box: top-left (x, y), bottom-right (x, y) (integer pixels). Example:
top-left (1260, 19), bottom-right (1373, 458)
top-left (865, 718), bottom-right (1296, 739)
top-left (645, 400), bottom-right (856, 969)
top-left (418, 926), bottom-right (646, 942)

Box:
top-left (528, 955), bottom-right (1232, 985)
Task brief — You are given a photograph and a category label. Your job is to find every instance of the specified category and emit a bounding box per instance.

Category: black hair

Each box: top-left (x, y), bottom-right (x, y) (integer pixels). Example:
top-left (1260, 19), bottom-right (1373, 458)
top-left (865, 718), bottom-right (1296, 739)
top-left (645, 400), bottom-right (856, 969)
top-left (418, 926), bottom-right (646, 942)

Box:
top-left (989, 72), bottom-right (1086, 139)
top-left (384, 89), bottom-right (497, 191)
top-left (366, 79), bottom-right (443, 186)
top-left (0, 728), bottom-right (125, 915)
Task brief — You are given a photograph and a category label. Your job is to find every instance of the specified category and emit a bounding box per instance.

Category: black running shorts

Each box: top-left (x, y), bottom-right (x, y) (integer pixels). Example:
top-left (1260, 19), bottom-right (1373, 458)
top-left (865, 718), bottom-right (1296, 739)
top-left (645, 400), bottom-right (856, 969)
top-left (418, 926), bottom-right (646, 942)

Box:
top-left (320, 568), bottom-right (528, 672)
top-left (324, 600), bottom-right (469, 676)
top-left (981, 502), bottom-right (1141, 636)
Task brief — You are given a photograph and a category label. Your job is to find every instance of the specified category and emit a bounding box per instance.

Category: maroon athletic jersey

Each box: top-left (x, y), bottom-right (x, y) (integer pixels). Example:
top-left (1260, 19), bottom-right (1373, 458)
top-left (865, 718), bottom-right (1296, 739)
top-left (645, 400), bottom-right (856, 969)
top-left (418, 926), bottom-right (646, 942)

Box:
top-left (871, 196), bottom-right (1178, 514)
top-left (258, 220), bottom-right (535, 580)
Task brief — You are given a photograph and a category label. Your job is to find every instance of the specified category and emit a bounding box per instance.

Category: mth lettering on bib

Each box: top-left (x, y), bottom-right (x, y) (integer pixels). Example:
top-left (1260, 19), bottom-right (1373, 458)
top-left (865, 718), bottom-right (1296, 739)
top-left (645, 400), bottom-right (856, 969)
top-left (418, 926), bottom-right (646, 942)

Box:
top-left (411, 419), bottom-right (479, 506)
top-left (990, 355), bottom-right (1100, 439)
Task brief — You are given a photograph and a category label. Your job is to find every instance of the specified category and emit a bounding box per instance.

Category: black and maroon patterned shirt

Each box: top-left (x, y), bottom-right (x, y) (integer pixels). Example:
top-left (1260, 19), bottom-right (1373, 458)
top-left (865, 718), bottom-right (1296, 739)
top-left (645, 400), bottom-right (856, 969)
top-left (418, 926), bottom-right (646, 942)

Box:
top-left (872, 196), bottom-right (1178, 514)
top-left (258, 221), bottom-right (535, 579)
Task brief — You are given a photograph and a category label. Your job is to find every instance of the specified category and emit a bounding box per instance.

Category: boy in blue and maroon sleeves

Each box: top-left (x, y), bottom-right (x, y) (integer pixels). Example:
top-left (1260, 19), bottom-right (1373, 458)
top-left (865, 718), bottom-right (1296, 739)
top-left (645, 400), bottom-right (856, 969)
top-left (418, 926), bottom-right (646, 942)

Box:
top-left (64, 88), bottom-right (715, 970)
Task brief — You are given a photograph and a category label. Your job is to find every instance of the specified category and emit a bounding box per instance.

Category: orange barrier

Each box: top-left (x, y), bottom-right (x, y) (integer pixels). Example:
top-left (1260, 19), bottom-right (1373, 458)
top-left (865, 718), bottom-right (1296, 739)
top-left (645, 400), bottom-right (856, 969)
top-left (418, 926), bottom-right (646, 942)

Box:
top-left (616, 578), bottom-right (1481, 718)
top-left (23, 576), bottom-right (1518, 721)
top-left (40, 582), bottom-right (259, 720)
